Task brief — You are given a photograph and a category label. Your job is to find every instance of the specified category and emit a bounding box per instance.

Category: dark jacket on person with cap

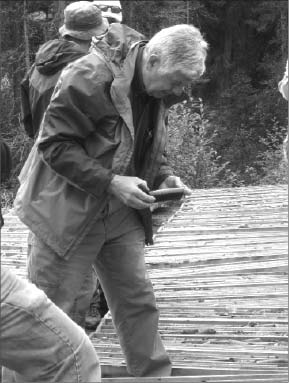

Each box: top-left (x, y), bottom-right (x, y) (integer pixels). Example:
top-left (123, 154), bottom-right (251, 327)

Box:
top-left (20, 0), bottom-right (110, 139)
top-left (20, 39), bottom-right (88, 139)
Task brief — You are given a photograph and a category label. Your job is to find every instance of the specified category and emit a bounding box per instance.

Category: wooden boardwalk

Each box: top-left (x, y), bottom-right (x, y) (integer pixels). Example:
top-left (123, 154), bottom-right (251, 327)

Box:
top-left (1, 185), bottom-right (288, 382)
top-left (93, 185), bottom-right (288, 382)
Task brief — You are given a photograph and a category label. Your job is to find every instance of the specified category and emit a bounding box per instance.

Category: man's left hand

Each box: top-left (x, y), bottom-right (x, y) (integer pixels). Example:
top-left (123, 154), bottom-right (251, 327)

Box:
top-left (158, 175), bottom-right (192, 196)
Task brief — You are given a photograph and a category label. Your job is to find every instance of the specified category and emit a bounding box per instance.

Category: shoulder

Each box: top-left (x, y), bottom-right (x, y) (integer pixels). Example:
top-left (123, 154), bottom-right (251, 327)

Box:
top-left (60, 52), bottom-right (113, 86)
top-left (108, 23), bottom-right (146, 43)
top-left (51, 52), bottom-right (113, 104)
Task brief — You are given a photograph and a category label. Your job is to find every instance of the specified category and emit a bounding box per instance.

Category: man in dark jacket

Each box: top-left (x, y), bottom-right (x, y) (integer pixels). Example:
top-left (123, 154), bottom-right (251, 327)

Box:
top-left (15, 23), bottom-right (208, 376)
top-left (20, 1), bottom-right (109, 139)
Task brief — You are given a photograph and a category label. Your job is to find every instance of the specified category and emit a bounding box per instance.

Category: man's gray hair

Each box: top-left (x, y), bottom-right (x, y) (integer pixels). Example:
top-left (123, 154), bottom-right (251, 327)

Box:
top-left (146, 24), bottom-right (208, 76)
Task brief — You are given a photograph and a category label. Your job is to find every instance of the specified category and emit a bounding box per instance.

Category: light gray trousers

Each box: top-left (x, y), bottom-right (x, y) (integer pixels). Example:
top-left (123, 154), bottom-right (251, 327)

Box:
top-left (27, 204), bottom-right (172, 377)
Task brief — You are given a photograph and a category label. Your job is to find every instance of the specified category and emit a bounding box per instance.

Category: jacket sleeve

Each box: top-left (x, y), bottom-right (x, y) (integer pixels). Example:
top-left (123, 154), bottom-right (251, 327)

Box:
top-left (20, 68), bottom-right (35, 139)
top-left (37, 60), bottom-right (114, 198)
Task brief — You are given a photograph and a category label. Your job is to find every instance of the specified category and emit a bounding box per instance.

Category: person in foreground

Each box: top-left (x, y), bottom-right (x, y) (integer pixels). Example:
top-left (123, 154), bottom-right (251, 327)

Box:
top-left (15, 23), bottom-right (208, 377)
top-left (0, 140), bottom-right (101, 382)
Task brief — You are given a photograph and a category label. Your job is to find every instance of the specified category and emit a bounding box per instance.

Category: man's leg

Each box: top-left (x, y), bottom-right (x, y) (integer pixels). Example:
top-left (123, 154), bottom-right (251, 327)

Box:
top-left (28, 232), bottom-right (97, 329)
top-left (27, 232), bottom-right (103, 327)
top-left (0, 266), bottom-right (101, 382)
top-left (93, 206), bottom-right (172, 377)
top-left (26, 204), bottom-right (171, 376)
top-left (27, 231), bottom-right (103, 329)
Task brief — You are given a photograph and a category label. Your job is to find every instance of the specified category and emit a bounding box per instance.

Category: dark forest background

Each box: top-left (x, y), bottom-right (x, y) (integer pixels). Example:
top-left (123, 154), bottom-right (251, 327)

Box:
top-left (0, 0), bottom-right (288, 207)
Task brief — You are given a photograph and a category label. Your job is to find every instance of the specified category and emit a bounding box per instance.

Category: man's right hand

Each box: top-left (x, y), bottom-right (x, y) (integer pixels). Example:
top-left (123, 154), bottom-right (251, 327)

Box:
top-left (108, 175), bottom-right (156, 209)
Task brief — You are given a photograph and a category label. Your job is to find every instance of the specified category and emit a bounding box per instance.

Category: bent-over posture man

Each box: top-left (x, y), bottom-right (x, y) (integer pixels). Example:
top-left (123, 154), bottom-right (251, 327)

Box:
top-left (0, 140), bottom-right (101, 383)
top-left (15, 24), bottom-right (208, 377)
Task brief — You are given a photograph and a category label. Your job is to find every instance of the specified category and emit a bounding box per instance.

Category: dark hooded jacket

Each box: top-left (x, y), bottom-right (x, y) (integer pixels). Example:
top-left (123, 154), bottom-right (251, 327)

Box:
top-left (20, 39), bottom-right (88, 138)
top-left (15, 24), bottom-right (174, 259)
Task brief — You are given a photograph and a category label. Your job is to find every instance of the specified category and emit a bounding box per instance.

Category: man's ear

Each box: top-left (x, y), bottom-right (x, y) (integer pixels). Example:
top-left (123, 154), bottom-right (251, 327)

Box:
top-left (147, 53), bottom-right (160, 69)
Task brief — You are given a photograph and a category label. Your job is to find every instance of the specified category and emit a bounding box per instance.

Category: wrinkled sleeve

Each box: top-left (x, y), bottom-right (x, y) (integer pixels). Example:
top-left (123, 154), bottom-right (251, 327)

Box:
top-left (38, 61), bottom-right (114, 198)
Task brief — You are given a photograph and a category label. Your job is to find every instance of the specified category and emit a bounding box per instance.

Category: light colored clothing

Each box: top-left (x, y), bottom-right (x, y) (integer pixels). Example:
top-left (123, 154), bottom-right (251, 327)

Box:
top-left (0, 266), bottom-right (101, 382)
top-left (27, 204), bottom-right (172, 377)
top-left (28, 231), bottom-right (97, 327)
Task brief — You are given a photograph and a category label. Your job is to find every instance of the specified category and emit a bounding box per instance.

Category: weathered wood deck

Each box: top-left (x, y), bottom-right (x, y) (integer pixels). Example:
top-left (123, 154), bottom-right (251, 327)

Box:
top-left (1, 185), bottom-right (288, 383)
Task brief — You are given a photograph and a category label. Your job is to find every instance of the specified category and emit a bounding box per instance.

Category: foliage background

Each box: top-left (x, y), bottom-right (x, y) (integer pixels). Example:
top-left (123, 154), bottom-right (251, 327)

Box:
top-left (0, 0), bottom-right (288, 208)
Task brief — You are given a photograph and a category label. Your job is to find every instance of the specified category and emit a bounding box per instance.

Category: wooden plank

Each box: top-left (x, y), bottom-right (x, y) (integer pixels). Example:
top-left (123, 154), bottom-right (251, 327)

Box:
top-left (101, 365), bottom-right (288, 378)
top-left (157, 318), bottom-right (288, 325)
top-left (101, 366), bottom-right (288, 376)
top-left (102, 377), bottom-right (288, 383)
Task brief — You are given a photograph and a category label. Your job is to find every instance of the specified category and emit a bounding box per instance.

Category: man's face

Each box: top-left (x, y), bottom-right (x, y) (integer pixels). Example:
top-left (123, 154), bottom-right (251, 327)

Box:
top-left (143, 56), bottom-right (204, 99)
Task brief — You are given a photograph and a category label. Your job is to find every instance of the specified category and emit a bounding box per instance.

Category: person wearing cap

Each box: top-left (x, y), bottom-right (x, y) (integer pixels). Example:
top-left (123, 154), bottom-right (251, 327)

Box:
top-left (21, 1), bottom-right (109, 139)
top-left (0, 140), bottom-right (101, 383)
top-left (20, 1), bottom-right (144, 331)
top-left (15, 23), bottom-right (208, 376)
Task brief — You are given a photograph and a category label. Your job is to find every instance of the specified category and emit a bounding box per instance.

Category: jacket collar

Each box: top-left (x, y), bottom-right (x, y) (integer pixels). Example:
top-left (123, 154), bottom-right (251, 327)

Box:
top-left (91, 41), bottom-right (143, 139)
top-left (90, 25), bottom-right (147, 173)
